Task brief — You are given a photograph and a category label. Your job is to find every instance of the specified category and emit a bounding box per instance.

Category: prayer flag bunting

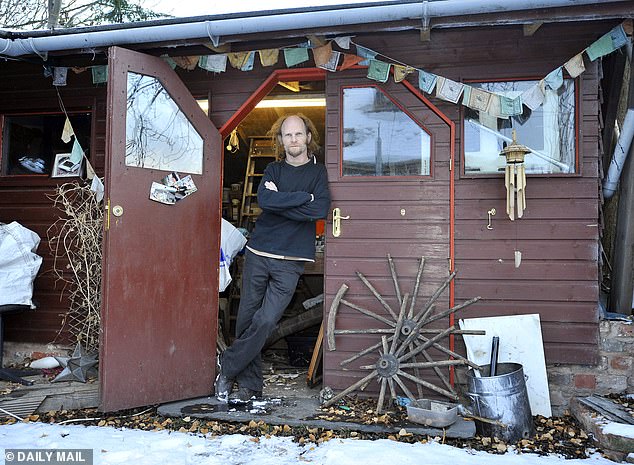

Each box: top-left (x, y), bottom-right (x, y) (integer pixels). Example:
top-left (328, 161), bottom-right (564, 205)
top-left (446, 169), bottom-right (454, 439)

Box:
top-left (418, 69), bottom-right (437, 94)
top-left (317, 51), bottom-right (341, 72)
top-left (393, 65), bottom-right (414, 83)
top-left (61, 118), bottom-right (74, 144)
top-left (486, 93), bottom-right (505, 118)
top-left (258, 49), bottom-right (279, 67)
top-left (355, 45), bottom-right (376, 66)
top-left (435, 76), bottom-right (464, 104)
top-left (334, 36), bottom-right (352, 49)
top-left (563, 53), bottom-right (585, 78)
top-left (284, 47), bottom-right (310, 67)
top-left (199, 54), bottom-right (227, 73)
top-left (91, 65), bottom-right (107, 84)
top-left (544, 67), bottom-right (563, 91)
top-left (367, 59), bottom-right (391, 83)
top-left (339, 53), bottom-right (363, 71)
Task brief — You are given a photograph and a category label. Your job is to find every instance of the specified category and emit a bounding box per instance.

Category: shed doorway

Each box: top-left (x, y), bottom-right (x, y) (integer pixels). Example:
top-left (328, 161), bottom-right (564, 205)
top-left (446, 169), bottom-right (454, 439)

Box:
top-left (218, 72), bottom-right (327, 393)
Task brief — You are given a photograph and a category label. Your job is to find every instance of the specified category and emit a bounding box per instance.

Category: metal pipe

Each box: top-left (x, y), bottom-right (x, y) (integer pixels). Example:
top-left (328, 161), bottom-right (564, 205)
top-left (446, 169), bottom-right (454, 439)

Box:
top-left (0, 0), bottom-right (623, 57)
top-left (604, 109), bottom-right (634, 199)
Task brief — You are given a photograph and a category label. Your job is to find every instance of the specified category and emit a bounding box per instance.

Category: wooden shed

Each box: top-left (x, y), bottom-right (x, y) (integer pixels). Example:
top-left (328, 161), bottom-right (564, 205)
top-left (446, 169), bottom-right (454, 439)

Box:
top-left (0, 0), bottom-right (632, 412)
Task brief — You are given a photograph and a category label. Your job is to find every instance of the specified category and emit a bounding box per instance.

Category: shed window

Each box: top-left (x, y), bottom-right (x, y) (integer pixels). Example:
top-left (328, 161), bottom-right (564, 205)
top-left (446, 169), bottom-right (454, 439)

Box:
top-left (464, 79), bottom-right (576, 175)
top-left (126, 72), bottom-right (203, 174)
top-left (1, 113), bottom-right (91, 176)
top-left (342, 87), bottom-right (431, 177)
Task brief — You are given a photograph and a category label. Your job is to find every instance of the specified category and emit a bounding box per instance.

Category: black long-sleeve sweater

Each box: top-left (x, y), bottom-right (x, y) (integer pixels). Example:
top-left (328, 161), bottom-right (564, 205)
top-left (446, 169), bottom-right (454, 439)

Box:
top-left (248, 159), bottom-right (330, 260)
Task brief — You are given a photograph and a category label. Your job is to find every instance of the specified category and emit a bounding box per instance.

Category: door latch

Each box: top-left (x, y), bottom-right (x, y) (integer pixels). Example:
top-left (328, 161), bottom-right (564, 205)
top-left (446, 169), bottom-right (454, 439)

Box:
top-left (332, 207), bottom-right (350, 238)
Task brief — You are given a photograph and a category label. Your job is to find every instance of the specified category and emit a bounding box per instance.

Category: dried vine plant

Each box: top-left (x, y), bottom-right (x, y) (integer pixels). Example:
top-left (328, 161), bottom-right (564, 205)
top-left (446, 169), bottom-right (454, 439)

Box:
top-left (47, 181), bottom-right (103, 352)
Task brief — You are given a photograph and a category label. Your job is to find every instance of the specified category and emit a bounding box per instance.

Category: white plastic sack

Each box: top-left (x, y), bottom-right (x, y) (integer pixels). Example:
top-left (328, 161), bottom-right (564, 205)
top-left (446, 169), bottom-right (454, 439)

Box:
top-left (219, 219), bottom-right (247, 292)
top-left (0, 222), bottom-right (43, 308)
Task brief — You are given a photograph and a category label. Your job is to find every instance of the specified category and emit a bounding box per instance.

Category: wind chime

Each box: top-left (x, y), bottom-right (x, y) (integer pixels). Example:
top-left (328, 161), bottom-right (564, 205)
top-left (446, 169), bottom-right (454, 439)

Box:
top-left (500, 129), bottom-right (531, 221)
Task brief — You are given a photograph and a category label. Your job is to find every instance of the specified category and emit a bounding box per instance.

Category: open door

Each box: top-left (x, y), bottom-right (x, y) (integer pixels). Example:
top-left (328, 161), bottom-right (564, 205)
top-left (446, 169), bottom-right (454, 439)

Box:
top-left (323, 69), bottom-right (454, 397)
top-left (100, 47), bottom-right (221, 411)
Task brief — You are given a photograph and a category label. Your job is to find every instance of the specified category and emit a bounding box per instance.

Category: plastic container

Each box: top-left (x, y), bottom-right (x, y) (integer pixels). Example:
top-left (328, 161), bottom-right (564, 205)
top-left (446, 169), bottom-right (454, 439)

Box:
top-left (406, 399), bottom-right (458, 427)
top-left (466, 362), bottom-right (534, 442)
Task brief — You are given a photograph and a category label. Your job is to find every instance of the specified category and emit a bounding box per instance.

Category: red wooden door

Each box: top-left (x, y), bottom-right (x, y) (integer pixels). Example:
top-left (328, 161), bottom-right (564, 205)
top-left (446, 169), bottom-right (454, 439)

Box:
top-left (100, 47), bottom-right (221, 411)
top-left (324, 70), bottom-right (454, 397)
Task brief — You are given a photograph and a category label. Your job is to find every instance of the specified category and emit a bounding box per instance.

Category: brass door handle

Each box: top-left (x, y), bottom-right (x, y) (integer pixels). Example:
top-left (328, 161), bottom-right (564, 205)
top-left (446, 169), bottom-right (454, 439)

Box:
top-left (332, 207), bottom-right (350, 237)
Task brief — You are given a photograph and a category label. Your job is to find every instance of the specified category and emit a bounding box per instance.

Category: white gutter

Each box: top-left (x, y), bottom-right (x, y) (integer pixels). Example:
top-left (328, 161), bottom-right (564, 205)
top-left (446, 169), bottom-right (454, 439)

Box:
top-left (0, 0), bottom-right (626, 57)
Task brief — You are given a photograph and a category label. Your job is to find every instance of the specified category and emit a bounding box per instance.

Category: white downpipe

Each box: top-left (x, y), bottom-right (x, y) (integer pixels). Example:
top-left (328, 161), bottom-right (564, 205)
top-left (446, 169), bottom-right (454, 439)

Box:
top-left (604, 109), bottom-right (634, 199)
top-left (0, 0), bottom-right (621, 57)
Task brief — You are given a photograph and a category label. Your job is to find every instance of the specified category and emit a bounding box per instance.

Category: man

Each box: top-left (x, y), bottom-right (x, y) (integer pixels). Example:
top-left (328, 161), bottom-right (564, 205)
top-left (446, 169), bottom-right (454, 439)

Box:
top-left (215, 114), bottom-right (330, 402)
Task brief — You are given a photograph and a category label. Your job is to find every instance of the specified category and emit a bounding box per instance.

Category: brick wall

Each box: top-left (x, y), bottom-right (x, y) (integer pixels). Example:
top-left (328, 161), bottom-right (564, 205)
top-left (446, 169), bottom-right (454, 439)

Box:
top-left (547, 320), bottom-right (634, 415)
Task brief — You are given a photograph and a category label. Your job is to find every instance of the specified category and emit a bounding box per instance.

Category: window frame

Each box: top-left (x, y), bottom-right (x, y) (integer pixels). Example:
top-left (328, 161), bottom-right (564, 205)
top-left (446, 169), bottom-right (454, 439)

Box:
top-left (0, 108), bottom-right (94, 184)
top-left (339, 84), bottom-right (434, 180)
top-left (460, 76), bottom-right (580, 179)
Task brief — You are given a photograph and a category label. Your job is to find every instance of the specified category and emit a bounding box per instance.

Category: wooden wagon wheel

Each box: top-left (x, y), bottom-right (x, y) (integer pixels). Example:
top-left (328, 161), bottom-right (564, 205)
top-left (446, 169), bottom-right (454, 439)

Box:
top-left (324, 255), bottom-right (482, 413)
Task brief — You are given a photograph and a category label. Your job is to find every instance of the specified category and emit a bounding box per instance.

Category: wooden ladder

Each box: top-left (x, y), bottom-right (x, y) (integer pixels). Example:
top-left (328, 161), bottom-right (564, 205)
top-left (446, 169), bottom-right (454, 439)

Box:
top-left (239, 136), bottom-right (277, 231)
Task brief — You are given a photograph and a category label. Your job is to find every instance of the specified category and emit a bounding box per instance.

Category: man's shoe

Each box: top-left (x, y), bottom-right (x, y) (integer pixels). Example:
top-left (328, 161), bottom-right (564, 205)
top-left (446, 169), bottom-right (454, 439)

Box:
top-left (214, 373), bottom-right (234, 402)
top-left (229, 387), bottom-right (262, 403)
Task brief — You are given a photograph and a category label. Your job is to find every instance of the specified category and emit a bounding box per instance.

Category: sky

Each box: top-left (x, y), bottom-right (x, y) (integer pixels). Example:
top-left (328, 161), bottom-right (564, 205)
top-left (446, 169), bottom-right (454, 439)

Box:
top-left (0, 421), bottom-right (627, 465)
top-left (149, 0), bottom-right (389, 17)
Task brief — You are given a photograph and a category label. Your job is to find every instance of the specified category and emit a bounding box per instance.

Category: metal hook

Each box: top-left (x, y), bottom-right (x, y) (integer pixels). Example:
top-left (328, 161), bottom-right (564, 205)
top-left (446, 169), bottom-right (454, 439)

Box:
top-left (487, 208), bottom-right (496, 230)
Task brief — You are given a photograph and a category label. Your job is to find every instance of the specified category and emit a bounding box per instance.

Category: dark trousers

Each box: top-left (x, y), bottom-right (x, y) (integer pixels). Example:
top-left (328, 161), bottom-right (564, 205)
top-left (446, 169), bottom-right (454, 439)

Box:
top-left (221, 249), bottom-right (304, 391)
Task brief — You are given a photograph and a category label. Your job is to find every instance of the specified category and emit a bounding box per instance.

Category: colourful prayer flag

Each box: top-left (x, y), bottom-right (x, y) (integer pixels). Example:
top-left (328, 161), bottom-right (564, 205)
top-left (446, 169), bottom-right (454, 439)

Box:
top-left (313, 43), bottom-right (333, 67)
top-left (367, 59), bottom-right (390, 83)
top-left (499, 96), bottom-right (523, 117)
top-left (393, 65), bottom-right (414, 83)
top-left (70, 139), bottom-right (84, 164)
top-left (563, 53), bottom-right (585, 78)
top-left (258, 49), bottom-right (279, 67)
top-left (355, 45), bottom-right (376, 66)
top-left (317, 51), bottom-right (341, 72)
top-left (544, 67), bottom-right (563, 91)
top-left (435, 76), bottom-right (464, 104)
top-left (171, 56), bottom-right (199, 70)
top-left (339, 54), bottom-right (363, 71)
top-left (417, 69), bottom-right (437, 94)
top-left (463, 86), bottom-right (492, 112)
top-left (334, 36), bottom-right (352, 49)
top-left (284, 47), bottom-right (310, 67)
top-left (585, 33), bottom-right (615, 61)
top-left (521, 82), bottom-right (545, 111)
top-left (199, 54), bottom-right (227, 73)
top-left (91, 65), bottom-right (108, 84)
top-left (61, 118), bottom-right (74, 144)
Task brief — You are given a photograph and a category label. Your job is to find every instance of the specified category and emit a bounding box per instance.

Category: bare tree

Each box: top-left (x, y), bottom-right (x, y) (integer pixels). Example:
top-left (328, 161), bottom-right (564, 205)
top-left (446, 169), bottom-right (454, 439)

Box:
top-left (0, 0), bottom-right (168, 30)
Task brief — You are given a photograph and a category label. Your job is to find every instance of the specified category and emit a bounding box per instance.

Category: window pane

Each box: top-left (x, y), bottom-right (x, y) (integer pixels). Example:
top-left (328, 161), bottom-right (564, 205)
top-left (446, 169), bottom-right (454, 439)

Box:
top-left (464, 80), bottom-right (575, 175)
top-left (1, 113), bottom-right (91, 176)
top-left (126, 72), bottom-right (203, 174)
top-left (342, 87), bottom-right (430, 177)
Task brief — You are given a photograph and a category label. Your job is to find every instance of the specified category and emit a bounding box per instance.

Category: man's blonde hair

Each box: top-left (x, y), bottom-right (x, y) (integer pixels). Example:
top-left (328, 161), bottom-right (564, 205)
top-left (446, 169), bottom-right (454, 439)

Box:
top-left (267, 113), bottom-right (321, 158)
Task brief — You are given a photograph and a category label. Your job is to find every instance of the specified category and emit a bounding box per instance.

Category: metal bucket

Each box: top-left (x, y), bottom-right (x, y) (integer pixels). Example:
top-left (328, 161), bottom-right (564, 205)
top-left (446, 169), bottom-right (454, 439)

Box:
top-left (466, 362), bottom-right (534, 442)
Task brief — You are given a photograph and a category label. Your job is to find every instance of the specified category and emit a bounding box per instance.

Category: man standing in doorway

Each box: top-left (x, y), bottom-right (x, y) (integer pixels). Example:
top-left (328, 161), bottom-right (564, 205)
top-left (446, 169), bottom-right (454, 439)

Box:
top-left (216, 114), bottom-right (331, 402)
